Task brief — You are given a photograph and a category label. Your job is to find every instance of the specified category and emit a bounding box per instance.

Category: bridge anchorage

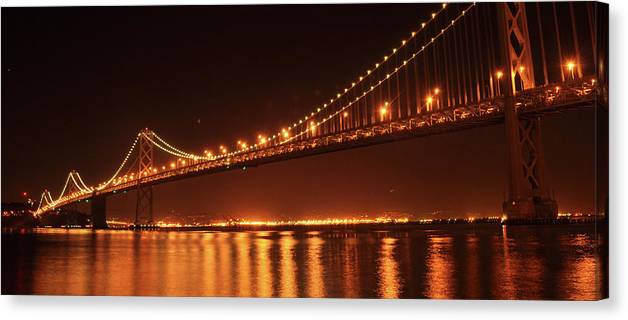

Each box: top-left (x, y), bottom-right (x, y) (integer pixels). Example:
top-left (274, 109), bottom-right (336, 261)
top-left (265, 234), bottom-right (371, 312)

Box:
top-left (32, 2), bottom-right (607, 227)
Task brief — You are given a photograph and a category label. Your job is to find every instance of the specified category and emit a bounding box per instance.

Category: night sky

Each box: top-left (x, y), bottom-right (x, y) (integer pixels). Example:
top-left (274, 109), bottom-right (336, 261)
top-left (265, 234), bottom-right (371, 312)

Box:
top-left (1, 4), bottom-right (601, 220)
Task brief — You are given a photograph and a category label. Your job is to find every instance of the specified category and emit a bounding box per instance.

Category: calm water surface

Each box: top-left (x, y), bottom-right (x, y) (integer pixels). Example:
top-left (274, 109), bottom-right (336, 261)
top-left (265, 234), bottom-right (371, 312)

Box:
top-left (2, 224), bottom-right (608, 299)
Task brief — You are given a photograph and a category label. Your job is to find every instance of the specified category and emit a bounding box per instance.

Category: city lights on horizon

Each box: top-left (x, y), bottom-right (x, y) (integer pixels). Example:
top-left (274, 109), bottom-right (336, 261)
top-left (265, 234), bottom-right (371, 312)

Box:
top-left (102, 214), bottom-right (522, 229)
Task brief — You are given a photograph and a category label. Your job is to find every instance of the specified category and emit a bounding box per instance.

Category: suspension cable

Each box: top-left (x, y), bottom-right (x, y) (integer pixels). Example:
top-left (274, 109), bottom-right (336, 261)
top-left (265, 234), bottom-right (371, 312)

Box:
top-left (265, 3), bottom-right (452, 147)
top-left (55, 172), bottom-right (74, 202)
top-left (98, 134), bottom-right (140, 189)
top-left (74, 171), bottom-right (92, 191)
top-left (69, 172), bottom-right (89, 193)
top-left (151, 132), bottom-right (205, 160)
top-left (143, 132), bottom-right (205, 160)
top-left (284, 3), bottom-right (476, 143)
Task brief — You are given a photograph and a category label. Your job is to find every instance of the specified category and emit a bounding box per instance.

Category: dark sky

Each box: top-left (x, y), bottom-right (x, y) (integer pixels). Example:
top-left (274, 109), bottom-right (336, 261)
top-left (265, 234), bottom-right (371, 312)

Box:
top-left (1, 4), bottom-right (601, 220)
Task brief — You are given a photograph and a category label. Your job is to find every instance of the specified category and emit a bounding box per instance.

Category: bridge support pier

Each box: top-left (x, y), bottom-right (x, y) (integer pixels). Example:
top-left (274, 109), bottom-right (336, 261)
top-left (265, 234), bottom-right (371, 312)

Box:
top-left (503, 101), bottom-right (557, 220)
top-left (499, 2), bottom-right (557, 221)
top-left (135, 184), bottom-right (154, 225)
top-left (91, 195), bottom-right (108, 229)
top-left (134, 129), bottom-right (155, 226)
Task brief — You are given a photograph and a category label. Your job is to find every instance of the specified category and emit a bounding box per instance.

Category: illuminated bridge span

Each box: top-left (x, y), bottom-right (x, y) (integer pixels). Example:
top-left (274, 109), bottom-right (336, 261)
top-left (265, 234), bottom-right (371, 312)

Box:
top-left (35, 2), bottom-right (608, 227)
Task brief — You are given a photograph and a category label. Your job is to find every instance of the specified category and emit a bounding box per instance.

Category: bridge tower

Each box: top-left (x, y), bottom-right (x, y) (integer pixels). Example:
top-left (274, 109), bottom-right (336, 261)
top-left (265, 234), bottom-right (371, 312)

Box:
top-left (65, 170), bottom-right (81, 214)
top-left (499, 3), bottom-right (557, 221)
top-left (135, 129), bottom-right (154, 225)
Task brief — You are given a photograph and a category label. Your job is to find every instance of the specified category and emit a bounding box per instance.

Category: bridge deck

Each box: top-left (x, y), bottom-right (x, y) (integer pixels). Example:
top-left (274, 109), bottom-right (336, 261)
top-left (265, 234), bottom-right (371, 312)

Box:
top-left (42, 78), bottom-right (599, 212)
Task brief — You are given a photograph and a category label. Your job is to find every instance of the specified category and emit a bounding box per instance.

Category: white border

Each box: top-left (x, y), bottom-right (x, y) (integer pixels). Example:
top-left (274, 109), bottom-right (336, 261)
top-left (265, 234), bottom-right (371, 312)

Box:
top-left (1, 0), bottom-right (626, 319)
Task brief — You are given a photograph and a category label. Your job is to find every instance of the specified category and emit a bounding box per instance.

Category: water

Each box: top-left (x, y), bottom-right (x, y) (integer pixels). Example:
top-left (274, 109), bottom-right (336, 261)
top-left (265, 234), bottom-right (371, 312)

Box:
top-left (1, 224), bottom-right (607, 299)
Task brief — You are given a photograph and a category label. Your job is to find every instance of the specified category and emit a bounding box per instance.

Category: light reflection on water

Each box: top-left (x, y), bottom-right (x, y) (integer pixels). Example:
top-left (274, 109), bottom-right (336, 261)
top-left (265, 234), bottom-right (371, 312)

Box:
top-left (1, 224), bottom-right (607, 299)
top-left (425, 235), bottom-right (454, 299)
top-left (377, 237), bottom-right (400, 298)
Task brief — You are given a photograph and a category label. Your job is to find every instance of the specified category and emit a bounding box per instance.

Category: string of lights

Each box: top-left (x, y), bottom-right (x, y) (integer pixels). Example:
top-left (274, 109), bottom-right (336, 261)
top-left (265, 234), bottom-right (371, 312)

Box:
top-left (151, 132), bottom-right (206, 160)
top-left (212, 3), bottom-right (459, 156)
top-left (54, 172), bottom-right (75, 204)
top-left (97, 134), bottom-right (140, 190)
top-left (141, 132), bottom-right (203, 160)
top-left (282, 3), bottom-right (476, 143)
top-left (36, 192), bottom-right (48, 212)
top-left (260, 3), bottom-right (451, 146)
top-left (45, 190), bottom-right (54, 205)
top-left (69, 172), bottom-right (90, 193)
top-left (74, 172), bottom-right (92, 191)
top-left (36, 190), bottom-right (55, 213)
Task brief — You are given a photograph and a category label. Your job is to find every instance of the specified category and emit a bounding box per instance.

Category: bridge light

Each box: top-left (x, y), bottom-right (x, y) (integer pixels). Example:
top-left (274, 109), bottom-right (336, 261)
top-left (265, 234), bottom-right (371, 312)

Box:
top-left (433, 88), bottom-right (440, 95)
top-left (519, 66), bottom-right (525, 73)
top-left (181, 160), bottom-right (186, 165)
top-left (343, 111), bottom-right (349, 118)
top-left (442, 3), bottom-right (447, 8)
top-left (495, 71), bottom-right (503, 80)
top-left (161, 166), bottom-right (166, 170)
top-left (379, 106), bottom-right (388, 116)
top-left (421, 22), bottom-right (426, 28)
top-left (566, 61), bottom-right (575, 71)
top-left (426, 96), bottom-right (433, 104)
top-left (432, 12), bottom-right (436, 18)
top-left (566, 61), bottom-right (576, 79)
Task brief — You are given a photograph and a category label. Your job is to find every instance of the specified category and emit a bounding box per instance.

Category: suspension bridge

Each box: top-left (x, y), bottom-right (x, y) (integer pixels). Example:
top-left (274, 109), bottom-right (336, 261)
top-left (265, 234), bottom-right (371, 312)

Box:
top-left (34, 2), bottom-right (608, 228)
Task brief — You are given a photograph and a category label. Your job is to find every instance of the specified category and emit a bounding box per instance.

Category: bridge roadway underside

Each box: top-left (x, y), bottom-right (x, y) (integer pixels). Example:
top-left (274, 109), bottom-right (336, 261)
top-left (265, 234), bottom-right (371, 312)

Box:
top-left (101, 99), bottom-right (597, 197)
top-left (99, 108), bottom-right (508, 195)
